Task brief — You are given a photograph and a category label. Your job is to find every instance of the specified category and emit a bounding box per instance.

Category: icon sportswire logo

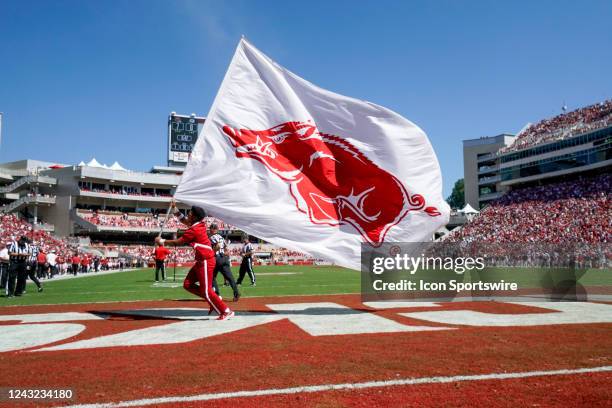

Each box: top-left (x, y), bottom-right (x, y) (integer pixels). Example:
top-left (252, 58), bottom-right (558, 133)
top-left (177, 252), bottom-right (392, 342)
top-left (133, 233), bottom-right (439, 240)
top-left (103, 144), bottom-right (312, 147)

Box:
top-left (222, 121), bottom-right (441, 246)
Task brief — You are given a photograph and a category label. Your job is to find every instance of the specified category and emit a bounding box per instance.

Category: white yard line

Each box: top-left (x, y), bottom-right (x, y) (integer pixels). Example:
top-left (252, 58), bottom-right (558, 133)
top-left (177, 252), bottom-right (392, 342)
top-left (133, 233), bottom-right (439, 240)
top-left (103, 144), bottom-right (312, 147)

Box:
top-left (28, 268), bottom-right (140, 282)
top-left (63, 366), bottom-right (612, 408)
top-left (0, 292), bottom-right (361, 308)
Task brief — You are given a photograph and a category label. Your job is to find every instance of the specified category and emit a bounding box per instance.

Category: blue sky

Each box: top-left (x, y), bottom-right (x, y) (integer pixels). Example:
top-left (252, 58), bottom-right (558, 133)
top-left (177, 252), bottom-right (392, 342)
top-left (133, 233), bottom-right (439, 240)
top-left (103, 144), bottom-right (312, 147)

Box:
top-left (1, 0), bottom-right (610, 196)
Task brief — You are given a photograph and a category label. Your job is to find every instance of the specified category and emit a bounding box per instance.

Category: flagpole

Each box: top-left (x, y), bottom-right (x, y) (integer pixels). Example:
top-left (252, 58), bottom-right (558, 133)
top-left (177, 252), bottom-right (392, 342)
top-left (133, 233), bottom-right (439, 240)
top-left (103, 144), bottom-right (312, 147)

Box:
top-left (158, 203), bottom-right (173, 238)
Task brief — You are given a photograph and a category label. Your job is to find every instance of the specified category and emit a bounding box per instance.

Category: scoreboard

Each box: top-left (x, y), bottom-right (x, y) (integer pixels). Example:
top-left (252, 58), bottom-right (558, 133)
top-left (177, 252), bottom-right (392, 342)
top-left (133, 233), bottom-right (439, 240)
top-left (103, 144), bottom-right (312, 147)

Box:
top-left (168, 113), bottom-right (206, 166)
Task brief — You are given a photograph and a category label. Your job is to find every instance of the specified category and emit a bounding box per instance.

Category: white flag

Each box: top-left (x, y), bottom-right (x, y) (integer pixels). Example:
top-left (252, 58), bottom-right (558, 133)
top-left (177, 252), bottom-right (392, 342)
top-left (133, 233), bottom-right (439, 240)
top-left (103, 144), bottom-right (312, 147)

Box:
top-left (176, 39), bottom-right (449, 270)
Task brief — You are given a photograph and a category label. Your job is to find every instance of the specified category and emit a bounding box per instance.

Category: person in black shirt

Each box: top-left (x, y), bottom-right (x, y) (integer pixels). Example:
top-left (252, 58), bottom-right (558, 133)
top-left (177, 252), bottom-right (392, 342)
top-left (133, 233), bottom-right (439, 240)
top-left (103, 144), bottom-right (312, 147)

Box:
top-left (0, 242), bottom-right (9, 296)
top-left (19, 240), bottom-right (43, 294)
top-left (236, 235), bottom-right (256, 286)
top-left (209, 224), bottom-right (240, 302)
top-left (8, 236), bottom-right (30, 297)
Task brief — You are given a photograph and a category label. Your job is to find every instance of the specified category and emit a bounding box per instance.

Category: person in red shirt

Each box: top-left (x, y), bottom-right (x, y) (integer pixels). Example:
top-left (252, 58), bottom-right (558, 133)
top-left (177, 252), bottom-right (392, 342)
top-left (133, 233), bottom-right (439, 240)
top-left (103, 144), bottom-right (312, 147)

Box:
top-left (153, 242), bottom-right (171, 282)
top-left (56, 255), bottom-right (64, 275)
top-left (36, 250), bottom-right (48, 279)
top-left (71, 253), bottom-right (80, 276)
top-left (156, 201), bottom-right (233, 320)
top-left (81, 255), bottom-right (89, 273)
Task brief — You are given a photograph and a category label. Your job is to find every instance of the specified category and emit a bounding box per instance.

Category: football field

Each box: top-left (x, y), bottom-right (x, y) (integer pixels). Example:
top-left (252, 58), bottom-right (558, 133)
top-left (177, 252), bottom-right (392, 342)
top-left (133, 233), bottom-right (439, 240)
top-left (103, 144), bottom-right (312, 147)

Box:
top-left (1, 265), bottom-right (611, 407)
top-left (2, 265), bottom-right (360, 306)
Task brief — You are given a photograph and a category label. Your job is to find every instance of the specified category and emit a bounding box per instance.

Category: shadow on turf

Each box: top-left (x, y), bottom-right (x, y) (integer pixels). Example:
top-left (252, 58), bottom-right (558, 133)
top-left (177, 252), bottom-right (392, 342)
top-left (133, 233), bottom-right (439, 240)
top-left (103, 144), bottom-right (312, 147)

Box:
top-left (88, 305), bottom-right (373, 321)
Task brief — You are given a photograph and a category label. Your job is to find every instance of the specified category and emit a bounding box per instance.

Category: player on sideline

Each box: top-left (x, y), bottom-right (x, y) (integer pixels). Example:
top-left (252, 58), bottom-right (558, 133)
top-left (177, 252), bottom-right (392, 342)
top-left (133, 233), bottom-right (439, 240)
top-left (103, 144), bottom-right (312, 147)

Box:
top-left (155, 201), bottom-right (233, 320)
top-left (236, 234), bottom-right (256, 286)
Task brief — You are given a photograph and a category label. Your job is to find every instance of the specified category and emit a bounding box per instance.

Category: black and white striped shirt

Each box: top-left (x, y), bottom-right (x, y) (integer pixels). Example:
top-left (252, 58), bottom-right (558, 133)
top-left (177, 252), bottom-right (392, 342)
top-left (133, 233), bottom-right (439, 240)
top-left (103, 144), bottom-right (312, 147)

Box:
top-left (241, 243), bottom-right (254, 259)
top-left (8, 241), bottom-right (30, 262)
top-left (29, 245), bottom-right (39, 263)
top-left (209, 233), bottom-right (225, 256)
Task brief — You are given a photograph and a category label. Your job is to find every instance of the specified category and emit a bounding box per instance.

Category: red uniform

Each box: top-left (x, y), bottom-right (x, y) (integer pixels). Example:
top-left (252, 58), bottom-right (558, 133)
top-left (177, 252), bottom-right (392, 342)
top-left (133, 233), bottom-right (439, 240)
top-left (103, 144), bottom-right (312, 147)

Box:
top-left (179, 221), bottom-right (228, 315)
top-left (153, 246), bottom-right (171, 261)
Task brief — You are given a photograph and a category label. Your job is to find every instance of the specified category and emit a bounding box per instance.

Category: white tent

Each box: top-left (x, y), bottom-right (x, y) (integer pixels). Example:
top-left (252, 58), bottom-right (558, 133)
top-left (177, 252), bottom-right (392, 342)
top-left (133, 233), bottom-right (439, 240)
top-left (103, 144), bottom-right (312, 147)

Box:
top-left (109, 161), bottom-right (127, 171)
top-left (86, 158), bottom-right (104, 168)
top-left (461, 203), bottom-right (479, 214)
top-left (77, 161), bottom-right (86, 167)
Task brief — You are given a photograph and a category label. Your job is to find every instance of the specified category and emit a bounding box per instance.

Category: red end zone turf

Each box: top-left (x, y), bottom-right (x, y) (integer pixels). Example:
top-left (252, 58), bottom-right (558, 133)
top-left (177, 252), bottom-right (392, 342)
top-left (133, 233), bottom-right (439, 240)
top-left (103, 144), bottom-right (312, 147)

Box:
top-left (0, 294), bottom-right (611, 407)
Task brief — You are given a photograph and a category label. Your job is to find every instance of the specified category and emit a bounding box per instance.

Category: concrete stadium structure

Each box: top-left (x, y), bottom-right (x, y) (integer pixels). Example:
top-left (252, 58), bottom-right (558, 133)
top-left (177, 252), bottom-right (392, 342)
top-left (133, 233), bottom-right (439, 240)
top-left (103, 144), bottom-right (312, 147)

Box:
top-left (463, 111), bottom-right (612, 209)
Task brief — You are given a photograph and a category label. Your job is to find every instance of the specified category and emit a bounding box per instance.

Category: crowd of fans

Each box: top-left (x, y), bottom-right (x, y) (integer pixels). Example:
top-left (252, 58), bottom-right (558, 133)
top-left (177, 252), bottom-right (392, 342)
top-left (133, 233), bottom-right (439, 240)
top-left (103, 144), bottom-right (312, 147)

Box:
top-left (0, 214), bottom-right (71, 255)
top-left (449, 173), bottom-right (611, 244)
top-left (0, 213), bottom-right (134, 283)
top-left (76, 210), bottom-right (241, 232)
top-left (79, 186), bottom-right (172, 198)
top-left (91, 243), bottom-right (315, 265)
top-left (500, 100), bottom-right (612, 153)
top-left (77, 210), bottom-right (181, 230)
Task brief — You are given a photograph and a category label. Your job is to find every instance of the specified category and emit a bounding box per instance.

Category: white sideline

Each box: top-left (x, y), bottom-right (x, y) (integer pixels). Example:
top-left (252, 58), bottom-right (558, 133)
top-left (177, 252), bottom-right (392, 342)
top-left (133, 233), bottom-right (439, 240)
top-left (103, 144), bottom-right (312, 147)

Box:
top-left (63, 366), bottom-right (612, 408)
top-left (27, 268), bottom-right (140, 282)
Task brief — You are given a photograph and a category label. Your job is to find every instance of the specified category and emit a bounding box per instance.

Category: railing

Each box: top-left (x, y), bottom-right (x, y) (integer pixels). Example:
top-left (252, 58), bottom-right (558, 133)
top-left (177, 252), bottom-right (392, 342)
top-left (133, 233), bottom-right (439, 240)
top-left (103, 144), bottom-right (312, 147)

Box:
top-left (0, 195), bottom-right (56, 213)
top-left (477, 164), bottom-right (499, 174)
top-left (0, 175), bottom-right (57, 194)
top-left (477, 153), bottom-right (495, 162)
top-left (32, 223), bottom-right (55, 232)
top-left (478, 191), bottom-right (504, 201)
top-left (78, 189), bottom-right (173, 202)
top-left (478, 175), bottom-right (501, 185)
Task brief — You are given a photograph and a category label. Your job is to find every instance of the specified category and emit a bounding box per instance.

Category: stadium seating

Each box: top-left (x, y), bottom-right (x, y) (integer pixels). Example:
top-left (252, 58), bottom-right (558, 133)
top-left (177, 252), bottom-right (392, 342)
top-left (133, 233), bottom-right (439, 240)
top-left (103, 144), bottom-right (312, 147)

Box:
top-left (449, 173), bottom-right (611, 243)
top-left (75, 210), bottom-right (240, 232)
top-left (108, 243), bottom-right (314, 264)
top-left (79, 186), bottom-right (172, 198)
top-left (0, 213), bottom-right (73, 255)
top-left (500, 100), bottom-right (612, 153)
top-left (77, 210), bottom-right (181, 230)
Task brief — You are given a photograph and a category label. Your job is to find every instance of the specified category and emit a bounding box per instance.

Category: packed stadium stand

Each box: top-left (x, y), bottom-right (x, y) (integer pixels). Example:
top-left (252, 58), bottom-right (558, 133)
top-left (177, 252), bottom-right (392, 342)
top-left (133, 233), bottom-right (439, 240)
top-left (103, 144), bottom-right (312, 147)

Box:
top-left (500, 100), bottom-right (612, 154)
top-left (0, 214), bottom-right (73, 255)
top-left (452, 170), bottom-right (611, 243)
top-left (464, 99), bottom-right (612, 210)
top-left (2, 101), bottom-right (610, 272)
top-left (75, 209), bottom-right (240, 233)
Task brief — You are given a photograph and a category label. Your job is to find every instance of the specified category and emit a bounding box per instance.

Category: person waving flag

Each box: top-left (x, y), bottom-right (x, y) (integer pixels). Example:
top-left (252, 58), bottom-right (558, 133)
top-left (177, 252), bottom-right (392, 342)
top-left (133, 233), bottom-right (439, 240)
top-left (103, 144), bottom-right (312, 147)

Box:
top-left (156, 201), bottom-right (233, 320)
top-left (175, 38), bottom-right (449, 270)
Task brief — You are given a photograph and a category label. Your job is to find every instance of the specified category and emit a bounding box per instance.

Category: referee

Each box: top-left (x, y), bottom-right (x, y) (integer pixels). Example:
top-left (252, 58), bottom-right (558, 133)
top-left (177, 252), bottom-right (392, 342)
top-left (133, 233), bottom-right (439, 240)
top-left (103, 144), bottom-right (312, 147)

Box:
top-left (0, 242), bottom-right (9, 296)
top-left (236, 235), bottom-right (256, 286)
top-left (21, 239), bottom-right (43, 294)
top-left (7, 236), bottom-right (30, 297)
top-left (209, 224), bottom-right (240, 301)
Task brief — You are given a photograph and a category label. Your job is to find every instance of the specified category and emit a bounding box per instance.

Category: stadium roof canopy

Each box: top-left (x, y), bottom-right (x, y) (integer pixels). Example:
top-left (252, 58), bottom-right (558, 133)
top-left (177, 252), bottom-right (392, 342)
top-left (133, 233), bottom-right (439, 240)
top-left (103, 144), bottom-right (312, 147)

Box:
top-left (86, 158), bottom-right (104, 168)
top-left (109, 161), bottom-right (127, 171)
top-left (461, 203), bottom-right (479, 214)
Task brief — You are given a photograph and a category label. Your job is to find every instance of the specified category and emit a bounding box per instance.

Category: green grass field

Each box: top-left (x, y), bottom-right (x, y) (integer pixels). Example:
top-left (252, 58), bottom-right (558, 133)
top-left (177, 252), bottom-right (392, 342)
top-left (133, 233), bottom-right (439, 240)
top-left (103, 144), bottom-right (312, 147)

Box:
top-left (1, 265), bottom-right (360, 306)
top-left (2, 265), bottom-right (609, 307)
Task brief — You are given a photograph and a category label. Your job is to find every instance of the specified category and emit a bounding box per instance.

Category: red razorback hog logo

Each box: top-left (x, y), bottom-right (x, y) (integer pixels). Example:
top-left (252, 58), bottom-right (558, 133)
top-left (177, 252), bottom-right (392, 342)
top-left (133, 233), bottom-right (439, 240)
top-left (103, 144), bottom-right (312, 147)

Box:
top-left (222, 121), bottom-right (441, 246)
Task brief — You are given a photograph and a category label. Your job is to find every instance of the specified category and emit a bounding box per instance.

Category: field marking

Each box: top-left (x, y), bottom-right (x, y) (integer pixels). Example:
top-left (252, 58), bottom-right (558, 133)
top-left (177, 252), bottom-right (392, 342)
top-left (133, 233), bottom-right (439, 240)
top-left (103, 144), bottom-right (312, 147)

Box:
top-left (0, 292), bottom-right (361, 308)
top-left (25, 268), bottom-right (140, 282)
top-left (63, 366), bottom-right (612, 408)
top-left (256, 272), bottom-right (302, 276)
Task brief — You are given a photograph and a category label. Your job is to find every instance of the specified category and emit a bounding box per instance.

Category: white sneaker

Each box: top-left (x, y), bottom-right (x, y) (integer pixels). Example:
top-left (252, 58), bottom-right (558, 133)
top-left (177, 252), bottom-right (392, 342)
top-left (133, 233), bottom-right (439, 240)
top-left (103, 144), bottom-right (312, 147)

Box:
top-left (217, 310), bottom-right (234, 321)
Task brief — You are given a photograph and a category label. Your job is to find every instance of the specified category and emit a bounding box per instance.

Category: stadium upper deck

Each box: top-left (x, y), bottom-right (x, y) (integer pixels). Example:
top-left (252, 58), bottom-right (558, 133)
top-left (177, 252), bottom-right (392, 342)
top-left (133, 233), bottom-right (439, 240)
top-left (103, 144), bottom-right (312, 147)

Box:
top-left (0, 159), bottom-right (242, 242)
top-left (464, 100), bottom-right (612, 210)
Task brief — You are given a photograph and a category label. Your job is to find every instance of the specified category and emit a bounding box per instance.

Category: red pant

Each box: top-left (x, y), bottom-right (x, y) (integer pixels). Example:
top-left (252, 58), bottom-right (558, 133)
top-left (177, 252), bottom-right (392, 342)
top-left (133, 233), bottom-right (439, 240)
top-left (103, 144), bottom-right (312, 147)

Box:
top-left (183, 258), bottom-right (228, 314)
